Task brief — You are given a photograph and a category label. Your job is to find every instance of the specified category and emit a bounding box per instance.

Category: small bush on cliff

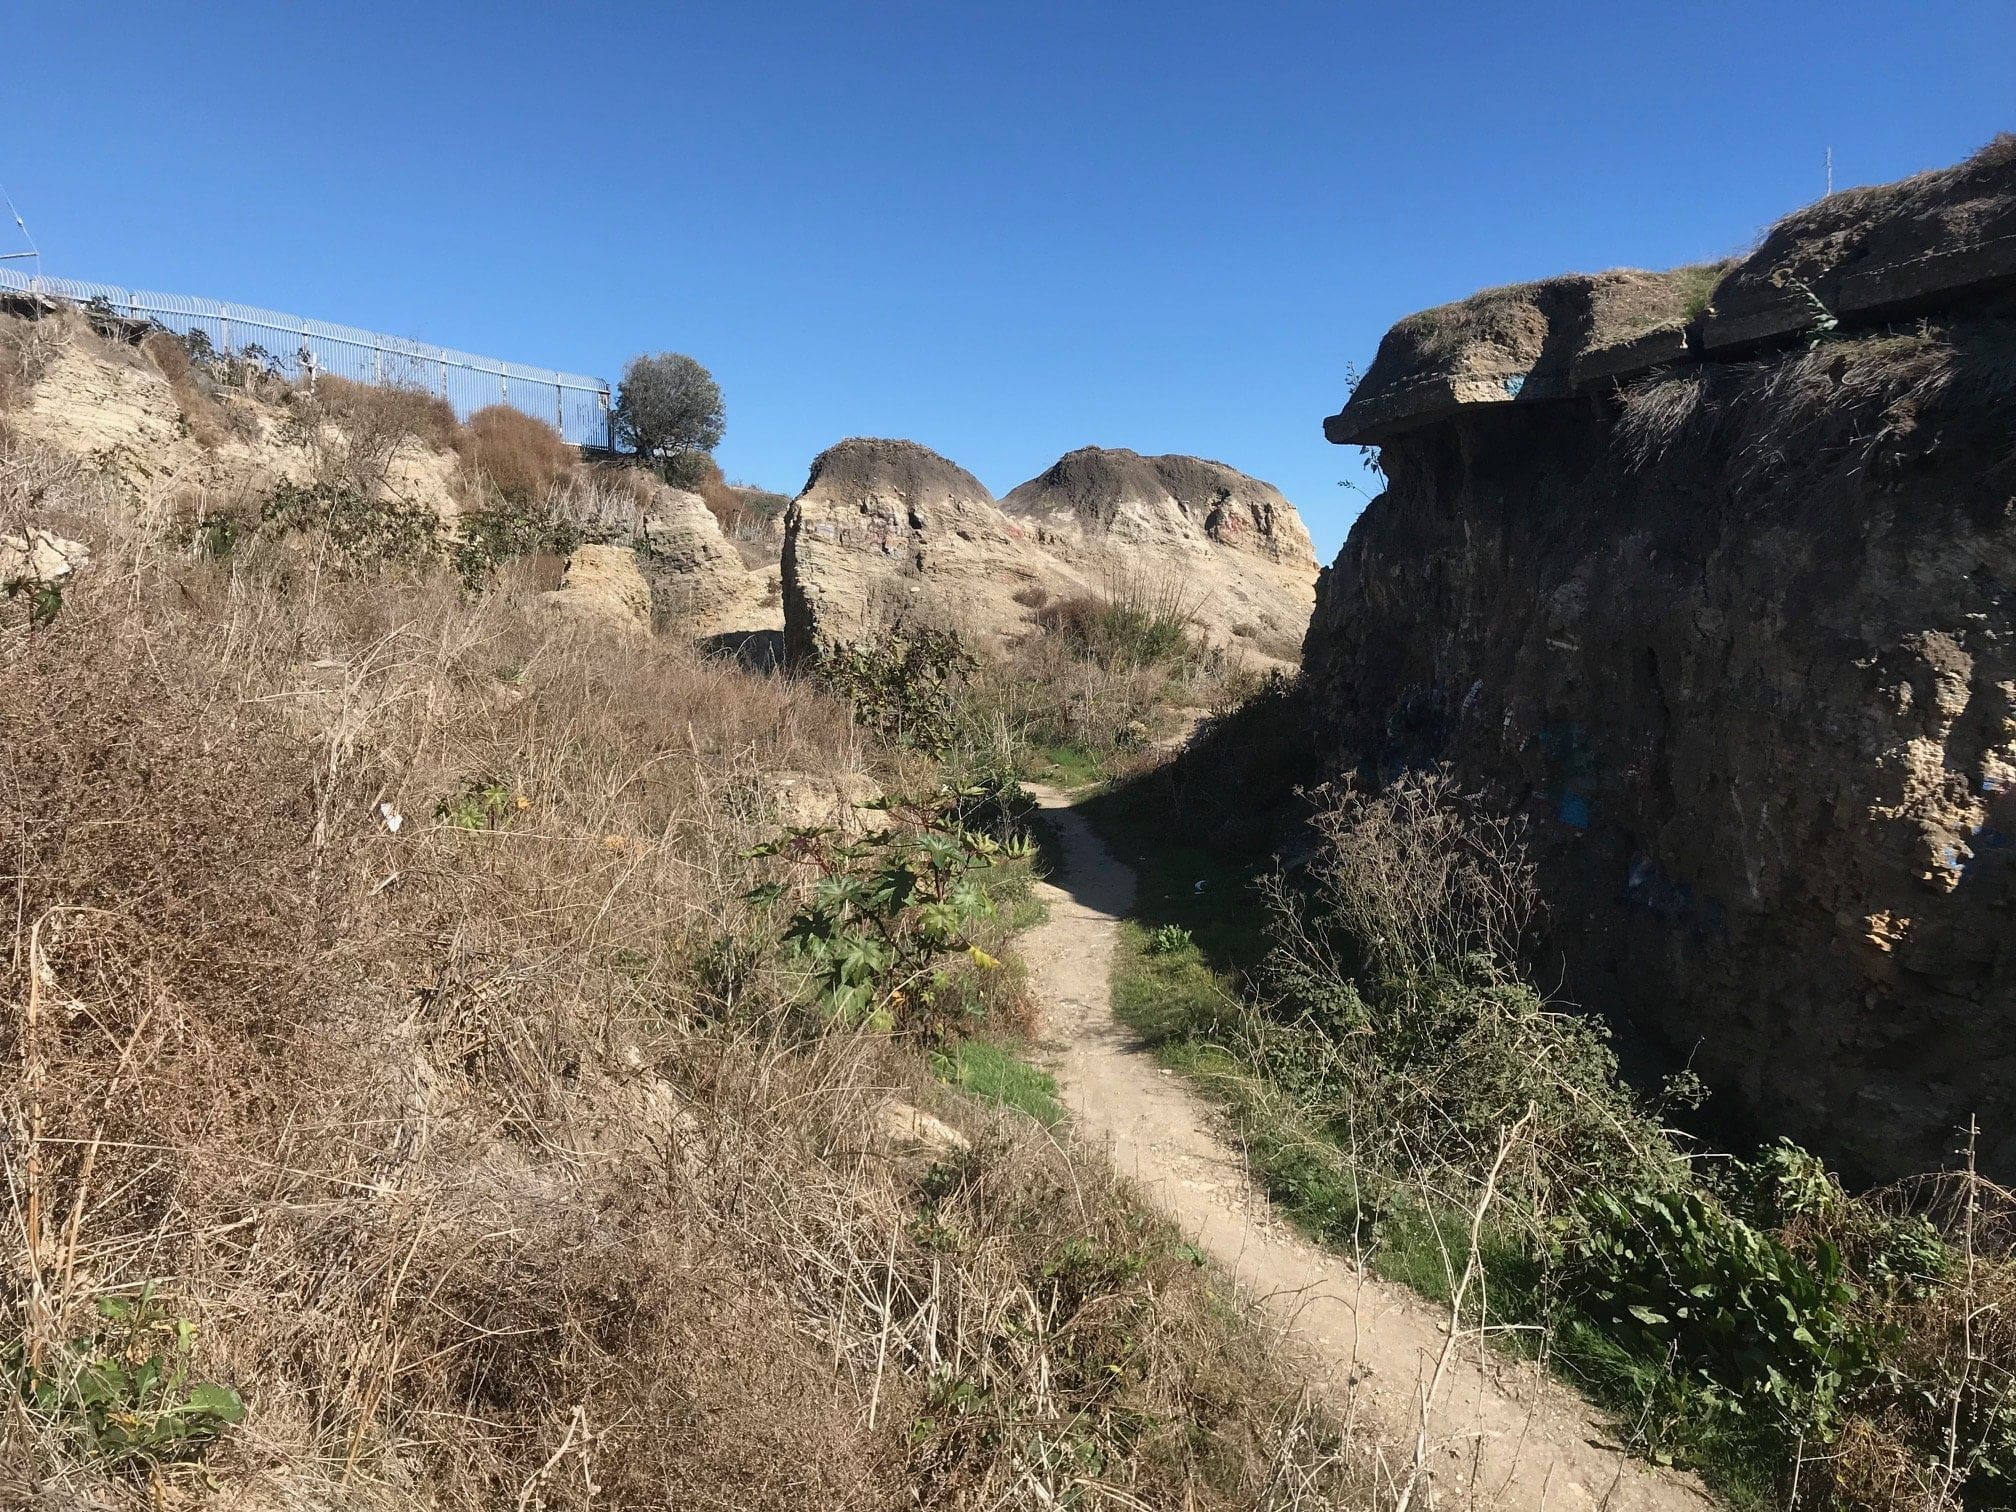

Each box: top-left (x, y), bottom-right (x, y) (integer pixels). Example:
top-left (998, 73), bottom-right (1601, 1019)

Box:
top-left (813, 626), bottom-right (976, 758)
top-left (1036, 572), bottom-right (1200, 668)
top-left (457, 403), bottom-right (574, 504)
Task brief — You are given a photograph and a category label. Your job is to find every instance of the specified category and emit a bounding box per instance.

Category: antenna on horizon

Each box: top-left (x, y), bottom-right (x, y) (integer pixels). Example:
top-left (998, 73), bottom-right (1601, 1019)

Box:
top-left (1825, 146), bottom-right (1834, 197)
top-left (0, 182), bottom-right (41, 276)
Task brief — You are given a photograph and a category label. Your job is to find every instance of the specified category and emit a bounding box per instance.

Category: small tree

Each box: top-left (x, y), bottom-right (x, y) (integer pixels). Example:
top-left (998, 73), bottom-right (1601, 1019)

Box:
top-left (614, 352), bottom-right (724, 483)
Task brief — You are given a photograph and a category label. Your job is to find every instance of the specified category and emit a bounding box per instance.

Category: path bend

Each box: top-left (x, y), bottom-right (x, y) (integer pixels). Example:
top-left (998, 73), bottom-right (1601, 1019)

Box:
top-left (1022, 784), bottom-right (1713, 1512)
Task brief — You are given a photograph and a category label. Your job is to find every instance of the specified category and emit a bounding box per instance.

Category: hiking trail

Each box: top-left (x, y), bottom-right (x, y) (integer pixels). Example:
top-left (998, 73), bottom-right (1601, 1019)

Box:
top-left (1022, 783), bottom-right (1713, 1512)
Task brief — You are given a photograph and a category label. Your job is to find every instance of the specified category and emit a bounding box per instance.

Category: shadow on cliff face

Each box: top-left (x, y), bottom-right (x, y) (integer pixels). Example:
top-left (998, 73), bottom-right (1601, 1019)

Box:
top-left (1301, 317), bottom-right (2016, 1186)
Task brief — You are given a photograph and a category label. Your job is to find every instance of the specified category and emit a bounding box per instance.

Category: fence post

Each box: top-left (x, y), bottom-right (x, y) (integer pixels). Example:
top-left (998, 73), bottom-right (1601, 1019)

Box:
top-left (373, 338), bottom-right (382, 386)
top-left (555, 380), bottom-right (564, 432)
top-left (440, 356), bottom-right (448, 397)
top-left (602, 387), bottom-right (615, 451)
top-left (218, 304), bottom-right (230, 359)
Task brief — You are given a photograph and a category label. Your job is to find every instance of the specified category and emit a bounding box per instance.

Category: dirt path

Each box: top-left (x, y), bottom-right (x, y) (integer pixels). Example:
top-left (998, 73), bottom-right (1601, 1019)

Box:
top-left (1022, 785), bottom-right (1714, 1511)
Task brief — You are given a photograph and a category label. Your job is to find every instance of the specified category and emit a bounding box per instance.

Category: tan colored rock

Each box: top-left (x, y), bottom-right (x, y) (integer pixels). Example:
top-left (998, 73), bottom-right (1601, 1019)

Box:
top-left (631, 479), bottom-right (778, 634)
top-left (876, 1099), bottom-right (970, 1157)
top-left (0, 527), bottom-right (89, 590)
top-left (540, 544), bottom-right (651, 633)
top-left (1001, 446), bottom-right (1317, 657)
top-left (781, 437), bottom-right (1068, 665)
top-left (1324, 267), bottom-right (1719, 446)
top-left (761, 769), bottom-right (889, 833)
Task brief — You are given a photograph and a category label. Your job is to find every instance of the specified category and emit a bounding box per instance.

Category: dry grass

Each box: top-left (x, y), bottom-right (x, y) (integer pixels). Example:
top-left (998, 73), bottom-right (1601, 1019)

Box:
top-left (0, 440), bottom-right (1372, 1509)
top-left (457, 404), bottom-right (576, 504)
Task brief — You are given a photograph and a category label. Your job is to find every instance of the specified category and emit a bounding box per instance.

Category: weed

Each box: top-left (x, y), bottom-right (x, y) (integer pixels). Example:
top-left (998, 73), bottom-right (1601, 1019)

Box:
top-left (814, 626), bottom-right (976, 758)
top-left (7, 1287), bottom-right (244, 1473)
top-left (931, 1039), bottom-right (1066, 1125)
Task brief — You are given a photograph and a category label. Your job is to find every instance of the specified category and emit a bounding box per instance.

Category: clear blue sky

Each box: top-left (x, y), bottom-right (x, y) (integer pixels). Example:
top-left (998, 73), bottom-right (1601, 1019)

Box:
top-left (4, 3), bottom-right (2010, 560)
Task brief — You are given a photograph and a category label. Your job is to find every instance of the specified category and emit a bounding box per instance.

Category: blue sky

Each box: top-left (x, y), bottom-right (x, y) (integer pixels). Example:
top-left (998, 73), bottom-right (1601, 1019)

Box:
top-left (3, 3), bottom-right (2010, 560)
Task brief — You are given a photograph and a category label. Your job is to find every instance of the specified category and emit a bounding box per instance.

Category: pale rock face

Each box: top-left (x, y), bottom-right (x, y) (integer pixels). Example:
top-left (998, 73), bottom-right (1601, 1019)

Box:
top-left (1000, 447), bottom-right (1318, 659)
top-left (0, 527), bottom-right (90, 590)
top-left (540, 544), bottom-right (652, 634)
top-left (781, 438), bottom-right (1319, 667)
top-left (633, 482), bottom-right (775, 632)
top-left (781, 437), bottom-right (1070, 665)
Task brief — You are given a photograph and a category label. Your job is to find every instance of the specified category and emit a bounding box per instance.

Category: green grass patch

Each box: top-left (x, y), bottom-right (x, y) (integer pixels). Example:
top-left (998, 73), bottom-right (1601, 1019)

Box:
top-left (1026, 740), bottom-right (1109, 791)
top-left (933, 1039), bottom-right (1066, 1126)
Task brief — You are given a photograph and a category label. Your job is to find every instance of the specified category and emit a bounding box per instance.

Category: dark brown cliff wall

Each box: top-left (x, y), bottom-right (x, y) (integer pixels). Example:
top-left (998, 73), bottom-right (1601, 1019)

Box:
top-left (1308, 141), bottom-right (2016, 1182)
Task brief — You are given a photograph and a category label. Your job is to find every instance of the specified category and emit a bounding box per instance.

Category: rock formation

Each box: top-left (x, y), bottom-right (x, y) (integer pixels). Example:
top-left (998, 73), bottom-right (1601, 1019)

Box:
top-left (541, 544), bottom-right (653, 634)
top-left (781, 437), bottom-right (1065, 665)
top-left (631, 479), bottom-right (775, 633)
top-left (1307, 136), bottom-right (2016, 1181)
top-left (1000, 447), bottom-right (1318, 657)
top-left (781, 438), bottom-right (1318, 666)
top-left (0, 304), bottom-right (765, 638)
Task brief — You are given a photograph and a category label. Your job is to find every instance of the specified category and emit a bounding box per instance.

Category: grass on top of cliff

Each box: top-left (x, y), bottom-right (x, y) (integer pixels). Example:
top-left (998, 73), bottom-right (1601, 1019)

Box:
top-left (1080, 713), bottom-right (2016, 1512)
top-left (0, 437), bottom-right (1376, 1510)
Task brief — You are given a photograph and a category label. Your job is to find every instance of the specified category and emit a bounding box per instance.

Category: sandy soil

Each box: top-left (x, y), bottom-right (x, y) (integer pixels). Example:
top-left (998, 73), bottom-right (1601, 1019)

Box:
top-left (1023, 784), bottom-right (1714, 1511)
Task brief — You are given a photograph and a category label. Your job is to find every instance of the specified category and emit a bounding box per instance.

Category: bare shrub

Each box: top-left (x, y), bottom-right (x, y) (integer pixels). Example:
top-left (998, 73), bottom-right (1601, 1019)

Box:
top-left (0, 311), bottom-right (65, 412)
top-left (295, 375), bottom-right (460, 496)
top-left (1300, 768), bottom-right (1536, 983)
top-left (456, 402), bottom-right (574, 504)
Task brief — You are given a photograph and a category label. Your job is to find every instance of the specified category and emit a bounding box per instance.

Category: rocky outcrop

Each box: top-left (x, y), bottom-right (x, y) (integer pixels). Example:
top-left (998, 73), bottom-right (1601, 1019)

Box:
top-left (781, 438), bottom-right (1065, 665)
top-left (631, 480), bottom-right (774, 632)
top-left (541, 544), bottom-right (652, 634)
top-left (1001, 447), bottom-right (1318, 656)
top-left (1307, 138), bottom-right (2016, 1182)
top-left (781, 438), bottom-right (1319, 666)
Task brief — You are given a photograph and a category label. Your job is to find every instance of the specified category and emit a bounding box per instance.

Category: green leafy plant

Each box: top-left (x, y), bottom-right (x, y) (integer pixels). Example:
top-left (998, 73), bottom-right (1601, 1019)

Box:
top-left (1569, 1183), bottom-right (1874, 1443)
top-left (450, 500), bottom-right (593, 585)
top-left (813, 628), bottom-right (977, 758)
top-left (4, 574), bottom-right (63, 627)
top-left (436, 776), bottom-right (519, 831)
top-left (1147, 923), bottom-right (1193, 956)
top-left (744, 790), bottom-right (1006, 1033)
top-left (7, 1287), bottom-right (245, 1471)
top-left (260, 479), bottom-right (440, 566)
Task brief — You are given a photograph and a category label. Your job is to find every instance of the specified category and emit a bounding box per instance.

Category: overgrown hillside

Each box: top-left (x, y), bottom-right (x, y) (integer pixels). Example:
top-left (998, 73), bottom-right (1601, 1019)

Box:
top-left (0, 342), bottom-right (1365, 1504)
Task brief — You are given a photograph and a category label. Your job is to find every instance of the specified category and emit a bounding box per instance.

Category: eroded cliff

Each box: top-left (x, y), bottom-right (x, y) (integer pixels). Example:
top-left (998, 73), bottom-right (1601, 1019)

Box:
top-left (1307, 138), bottom-right (2016, 1180)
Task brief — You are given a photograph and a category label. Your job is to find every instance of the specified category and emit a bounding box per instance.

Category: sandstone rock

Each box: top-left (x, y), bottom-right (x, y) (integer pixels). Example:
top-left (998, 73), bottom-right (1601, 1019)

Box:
top-left (0, 527), bottom-right (89, 590)
top-left (782, 438), bottom-right (1318, 668)
top-left (540, 544), bottom-right (651, 633)
top-left (876, 1099), bottom-right (971, 1157)
top-left (781, 437), bottom-right (1063, 665)
top-left (1000, 446), bottom-right (1317, 656)
top-left (1313, 187), bottom-right (2016, 1179)
top-left (632, 479), bottom-right (774, 632)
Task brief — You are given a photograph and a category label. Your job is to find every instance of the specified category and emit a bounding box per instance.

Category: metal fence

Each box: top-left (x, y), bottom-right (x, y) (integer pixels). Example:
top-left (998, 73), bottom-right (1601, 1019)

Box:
top-left (0, 267), bottom-right (614, 448)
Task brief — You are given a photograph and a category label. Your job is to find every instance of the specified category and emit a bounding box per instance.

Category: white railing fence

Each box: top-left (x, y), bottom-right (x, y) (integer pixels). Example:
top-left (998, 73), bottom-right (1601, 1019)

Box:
top-left (0, 268), bottom-right (615, 448)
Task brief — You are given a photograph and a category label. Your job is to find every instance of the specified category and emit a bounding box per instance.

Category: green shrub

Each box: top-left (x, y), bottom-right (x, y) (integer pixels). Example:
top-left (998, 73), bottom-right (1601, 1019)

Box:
top-left (1147, 923), bottom-right (1192, 956)
top-left (7, 1288), bottom-right (245, 1472)
top-left (744, 789), bottom-right (1027, 1034)
top-left (1570, 1184), bottom-right (1874, 1443)
top-left (813, 628), bottom-right (976, 758)
top-left (260, 480), bottom-right (439, 565)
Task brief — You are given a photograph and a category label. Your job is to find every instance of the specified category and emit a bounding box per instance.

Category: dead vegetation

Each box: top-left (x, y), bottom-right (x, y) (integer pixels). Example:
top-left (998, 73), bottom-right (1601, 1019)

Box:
top-left (456, 403), bottom-right (575, 504)
top-left (0, 440), bottom-right (1371, 1509)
